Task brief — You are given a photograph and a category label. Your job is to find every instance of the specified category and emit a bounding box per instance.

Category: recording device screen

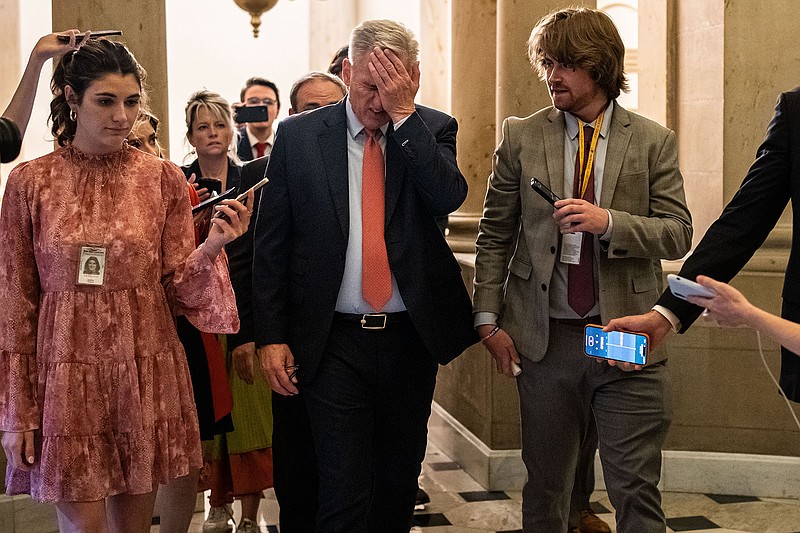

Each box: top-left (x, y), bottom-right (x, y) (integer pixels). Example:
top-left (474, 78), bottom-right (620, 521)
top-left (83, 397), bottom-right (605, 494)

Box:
top-left (584, 325), bottom-right (648, 365)
top-left (234, 105), bottom-right (269, 123)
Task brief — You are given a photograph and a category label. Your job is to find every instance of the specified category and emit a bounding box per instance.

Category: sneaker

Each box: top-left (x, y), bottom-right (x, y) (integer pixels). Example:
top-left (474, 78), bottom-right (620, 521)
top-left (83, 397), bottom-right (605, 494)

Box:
top-left (203, 504), bottom-right (234, 532)
top-left (235, 518), bottom-right (261, 533)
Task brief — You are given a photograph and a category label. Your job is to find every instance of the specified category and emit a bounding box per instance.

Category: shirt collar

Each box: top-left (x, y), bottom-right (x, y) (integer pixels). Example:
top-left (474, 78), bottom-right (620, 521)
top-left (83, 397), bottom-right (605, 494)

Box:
top-left (345, 97), bottom-right (389, 140)
top-left (245, 125), bottom-right (274, 148)
top-left (565, 100), bottom-right (614, 140)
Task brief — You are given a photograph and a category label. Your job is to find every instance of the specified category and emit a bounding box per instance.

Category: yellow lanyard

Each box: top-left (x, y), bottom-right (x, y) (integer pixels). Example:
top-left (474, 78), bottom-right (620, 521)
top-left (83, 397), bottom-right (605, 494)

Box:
top-left (576, 110), bottom-right (604, 200)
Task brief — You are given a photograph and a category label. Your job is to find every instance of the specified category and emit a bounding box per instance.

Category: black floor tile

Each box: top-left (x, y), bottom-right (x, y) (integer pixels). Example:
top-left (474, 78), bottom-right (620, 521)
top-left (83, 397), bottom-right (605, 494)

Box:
top-left (705, 493), bottom-right (761, 504)
top-left (411, 513), bottom-right (452, 527)
top-left (427, 461), bottom-right (462, 471)
top-left (666, 515), bottom-right (721, 531)
top-left (459, 490), bottom-right (511, 502)
top-left (590, 500), bottom-right (612, 514)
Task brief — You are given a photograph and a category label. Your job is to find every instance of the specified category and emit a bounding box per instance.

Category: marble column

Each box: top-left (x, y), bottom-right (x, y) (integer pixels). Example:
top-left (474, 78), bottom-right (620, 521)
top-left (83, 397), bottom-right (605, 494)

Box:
top-left (445, 0), bottom-right (497, 254)
top-left (495, 0), bottom-right (574, 132)
top-left (52, 0), bottom-right (171, 155)
top-left (419, 0), bottom-right (451, 113)
top-left (0, 0), bottom-right (21, 189)
top-left (307, 0), bottom-right (357, 72)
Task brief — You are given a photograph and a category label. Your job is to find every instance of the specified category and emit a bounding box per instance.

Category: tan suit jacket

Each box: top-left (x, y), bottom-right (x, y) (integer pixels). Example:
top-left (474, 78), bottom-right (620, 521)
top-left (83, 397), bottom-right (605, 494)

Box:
top-left (473, 104), bottom-right (692, 365)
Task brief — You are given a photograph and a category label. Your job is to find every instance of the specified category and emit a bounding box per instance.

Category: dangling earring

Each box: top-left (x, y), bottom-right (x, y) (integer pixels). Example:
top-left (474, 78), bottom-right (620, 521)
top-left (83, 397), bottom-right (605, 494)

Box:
top-left (69, 108), bottom-right (77, 122)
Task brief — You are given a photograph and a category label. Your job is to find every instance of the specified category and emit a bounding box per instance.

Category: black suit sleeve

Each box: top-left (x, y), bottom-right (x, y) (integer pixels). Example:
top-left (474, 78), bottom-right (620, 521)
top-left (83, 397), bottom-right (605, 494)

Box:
top-left (253, 130), bottom-right (292, 348)
top-left (226, 157), bottom-right (268, 348)
top-left (657, 91), bottom-right (795, 330)
top-left (390, 111), bottom-right (468, 216)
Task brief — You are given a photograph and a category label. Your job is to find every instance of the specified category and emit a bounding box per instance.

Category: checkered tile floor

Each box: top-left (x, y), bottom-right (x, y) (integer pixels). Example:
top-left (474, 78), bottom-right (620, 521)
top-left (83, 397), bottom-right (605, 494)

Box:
top-left (165, 441), bottom-right (800, 533)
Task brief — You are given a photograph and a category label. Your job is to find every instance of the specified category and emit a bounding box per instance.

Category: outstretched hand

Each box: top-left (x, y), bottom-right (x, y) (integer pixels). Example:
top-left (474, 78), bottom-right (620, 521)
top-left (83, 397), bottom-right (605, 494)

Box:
top-left (35, 30), bottom-right (88, 63)
top-left (203, 189), bottom-right (255, 259)
top-left (685, 275), bottom-right (754, 328)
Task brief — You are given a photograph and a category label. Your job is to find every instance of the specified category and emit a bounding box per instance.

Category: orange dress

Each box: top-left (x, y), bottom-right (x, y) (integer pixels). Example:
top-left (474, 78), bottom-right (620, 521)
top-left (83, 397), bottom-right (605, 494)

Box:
top-left (0, 145), bottom-right (239, 502)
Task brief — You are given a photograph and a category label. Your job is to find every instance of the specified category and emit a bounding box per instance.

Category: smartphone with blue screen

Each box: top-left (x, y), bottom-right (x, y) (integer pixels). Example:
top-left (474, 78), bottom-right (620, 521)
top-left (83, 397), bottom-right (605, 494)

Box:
top-left (584, 324), bottom-right (648, 366)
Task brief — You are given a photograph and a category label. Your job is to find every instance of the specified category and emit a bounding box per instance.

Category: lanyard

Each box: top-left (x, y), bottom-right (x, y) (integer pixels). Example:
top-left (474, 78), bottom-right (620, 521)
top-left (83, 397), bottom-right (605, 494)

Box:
top-left (576, 110), bottom-right (604, 200)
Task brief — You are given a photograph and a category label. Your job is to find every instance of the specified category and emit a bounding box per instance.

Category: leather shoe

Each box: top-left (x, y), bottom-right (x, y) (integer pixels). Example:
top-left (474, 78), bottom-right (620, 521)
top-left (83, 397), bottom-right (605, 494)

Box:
top-left (578, 508), bottom-right (611, 533)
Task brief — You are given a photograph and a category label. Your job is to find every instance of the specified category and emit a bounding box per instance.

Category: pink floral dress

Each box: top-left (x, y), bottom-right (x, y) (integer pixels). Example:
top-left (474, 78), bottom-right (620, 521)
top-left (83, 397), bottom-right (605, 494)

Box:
top-left (0, 145), bottom-right (239, 502)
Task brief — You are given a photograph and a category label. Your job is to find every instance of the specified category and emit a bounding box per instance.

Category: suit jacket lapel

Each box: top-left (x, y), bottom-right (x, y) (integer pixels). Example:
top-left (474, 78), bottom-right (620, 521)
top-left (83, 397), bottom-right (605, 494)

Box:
top-left (319, 101), bottom-right (350, 240)
top-left (384, 121), bottom-right (403, 225)
top-left (600, 105), bottom-right (632, 208)
top-left (544, 108), bottom-right (566, 198)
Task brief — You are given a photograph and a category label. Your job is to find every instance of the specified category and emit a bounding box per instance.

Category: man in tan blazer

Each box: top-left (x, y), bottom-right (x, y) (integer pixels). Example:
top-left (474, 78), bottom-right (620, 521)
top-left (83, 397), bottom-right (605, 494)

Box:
top-left (473, 8), bottom-right (692, 533)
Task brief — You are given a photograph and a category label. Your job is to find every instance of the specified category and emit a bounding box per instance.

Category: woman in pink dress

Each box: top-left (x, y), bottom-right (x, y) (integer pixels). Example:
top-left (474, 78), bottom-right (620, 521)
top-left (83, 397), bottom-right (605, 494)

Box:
top-left (0, 38), bottom-right (253, 533)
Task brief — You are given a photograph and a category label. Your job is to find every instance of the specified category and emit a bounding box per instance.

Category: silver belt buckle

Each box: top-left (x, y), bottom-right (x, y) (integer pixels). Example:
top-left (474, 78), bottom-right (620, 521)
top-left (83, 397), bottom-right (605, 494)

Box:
top-left (360, 313), bottom-right (387, 330)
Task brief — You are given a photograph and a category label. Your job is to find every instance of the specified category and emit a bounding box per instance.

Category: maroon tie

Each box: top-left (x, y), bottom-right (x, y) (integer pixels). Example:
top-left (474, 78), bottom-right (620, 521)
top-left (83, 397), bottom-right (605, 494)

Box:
top-left (568, 125), bottom-right (597, 317)
top-left (361, 129), bottom-right (392, 311)
top-left (254, 142), bottom-right (268, 158)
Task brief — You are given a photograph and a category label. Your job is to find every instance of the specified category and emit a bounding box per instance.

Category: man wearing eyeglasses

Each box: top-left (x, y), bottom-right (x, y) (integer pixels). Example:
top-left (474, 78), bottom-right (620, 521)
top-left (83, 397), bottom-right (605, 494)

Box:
top-left (236, 76), bottom-right (281, 161)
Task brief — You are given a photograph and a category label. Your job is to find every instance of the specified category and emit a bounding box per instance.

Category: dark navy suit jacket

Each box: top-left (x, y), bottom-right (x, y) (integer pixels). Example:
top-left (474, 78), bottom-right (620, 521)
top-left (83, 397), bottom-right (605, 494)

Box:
top-left (657, 88), bottom-right (800, 400)
top-left (251, 99), bottom-right (478, 383)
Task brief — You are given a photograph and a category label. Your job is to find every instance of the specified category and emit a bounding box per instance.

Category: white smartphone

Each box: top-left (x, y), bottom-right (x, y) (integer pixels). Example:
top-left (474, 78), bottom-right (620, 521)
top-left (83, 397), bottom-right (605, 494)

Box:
top-left (667, 274), bottom-right (715, 301)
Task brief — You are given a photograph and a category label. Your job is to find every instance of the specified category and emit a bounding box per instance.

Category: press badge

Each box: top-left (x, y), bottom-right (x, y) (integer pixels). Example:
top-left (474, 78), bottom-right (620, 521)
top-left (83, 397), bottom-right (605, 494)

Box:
top-left (77, 246), bottom-right (107, 286)
top-left (560, 232), bottom-right (583, 265)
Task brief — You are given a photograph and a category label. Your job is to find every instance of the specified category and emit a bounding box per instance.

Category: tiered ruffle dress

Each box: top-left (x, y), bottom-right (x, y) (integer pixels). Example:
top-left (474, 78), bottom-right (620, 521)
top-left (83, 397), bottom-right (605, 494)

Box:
top-left (0, 145), bottom-right (239, 502)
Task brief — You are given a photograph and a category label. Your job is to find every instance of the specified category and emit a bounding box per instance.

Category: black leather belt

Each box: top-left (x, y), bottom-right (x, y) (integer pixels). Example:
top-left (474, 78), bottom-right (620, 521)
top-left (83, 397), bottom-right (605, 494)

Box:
top-left (333, 311), bottom-right (410, 330)
top-left (550, 315), bottom-right (601, 328)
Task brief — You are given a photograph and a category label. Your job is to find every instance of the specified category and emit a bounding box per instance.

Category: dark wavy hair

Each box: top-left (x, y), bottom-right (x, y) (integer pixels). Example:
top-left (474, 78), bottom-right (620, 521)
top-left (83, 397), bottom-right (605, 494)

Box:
top-left (50, 38), bottom-right (147, 146)
top-left (527, 7), bottom-right (628, 101)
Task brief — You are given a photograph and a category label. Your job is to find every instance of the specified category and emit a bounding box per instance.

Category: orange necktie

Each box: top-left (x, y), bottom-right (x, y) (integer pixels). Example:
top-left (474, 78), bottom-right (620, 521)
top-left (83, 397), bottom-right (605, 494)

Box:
top-left (361, 129), bottom-right (392, 311)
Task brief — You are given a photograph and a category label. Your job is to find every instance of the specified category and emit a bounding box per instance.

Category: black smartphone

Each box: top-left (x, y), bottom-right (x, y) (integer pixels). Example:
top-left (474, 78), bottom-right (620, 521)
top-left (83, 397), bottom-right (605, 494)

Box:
top-left (196, 178), bottom-right (223, 196)
top-left (191, 187), bottom-right (237, 215)
top-left (57, 30), bottom-right (122, 43)
top-left (234, 105), bottom-right (269, 123)
top-left (584, 324), bottom-right (649, 366)
top-left (530, 177), bottom-right (561, 206)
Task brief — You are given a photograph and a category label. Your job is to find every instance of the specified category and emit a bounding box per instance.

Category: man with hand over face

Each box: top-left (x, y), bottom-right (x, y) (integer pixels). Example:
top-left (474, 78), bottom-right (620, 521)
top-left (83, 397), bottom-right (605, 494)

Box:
top-left (252, 19), bottom-right (477, 533)
top-left (473, 8), bottom-right (691, 533)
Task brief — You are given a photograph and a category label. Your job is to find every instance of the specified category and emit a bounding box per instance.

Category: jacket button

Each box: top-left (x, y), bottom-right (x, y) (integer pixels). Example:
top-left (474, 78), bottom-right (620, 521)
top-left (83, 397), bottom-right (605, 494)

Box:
top-left (550, 246), bottom-right (556, 254)
top-left (541, 284), bottom-right (547, 291)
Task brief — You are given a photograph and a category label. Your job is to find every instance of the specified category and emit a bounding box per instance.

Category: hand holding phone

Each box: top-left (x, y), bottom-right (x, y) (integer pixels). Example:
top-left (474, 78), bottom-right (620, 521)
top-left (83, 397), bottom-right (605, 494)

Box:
top-left (667, 274), bottom-right (715, 301)
top-left (212, 177), bottom-right (270, 220)
top-left (530, 178), bottom-right (561, 206)
top-left (584, 324), bottom-right (648, 366)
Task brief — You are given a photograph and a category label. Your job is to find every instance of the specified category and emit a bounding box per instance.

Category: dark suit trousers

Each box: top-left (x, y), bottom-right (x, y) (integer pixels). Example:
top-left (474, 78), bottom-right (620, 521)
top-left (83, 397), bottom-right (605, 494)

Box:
top-left (302, 313), bottom-right (438, 533)
top-left (569, 410), bottom-right (599, 526)
top-left (271, 391), bottom-right (319, 533)
top-left (517, 321), bottom-right (671, 533)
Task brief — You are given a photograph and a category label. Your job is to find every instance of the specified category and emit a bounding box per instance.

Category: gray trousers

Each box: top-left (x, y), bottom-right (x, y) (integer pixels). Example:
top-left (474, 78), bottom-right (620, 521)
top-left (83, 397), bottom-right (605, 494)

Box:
top-left (517, 320), bottom-right (671, 533)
